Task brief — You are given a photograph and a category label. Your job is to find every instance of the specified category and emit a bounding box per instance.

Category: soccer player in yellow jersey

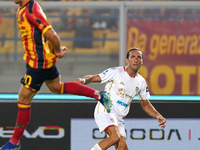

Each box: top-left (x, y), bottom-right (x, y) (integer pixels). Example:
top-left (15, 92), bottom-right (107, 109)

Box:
top-left (0, 0), bottom-right (111, 150)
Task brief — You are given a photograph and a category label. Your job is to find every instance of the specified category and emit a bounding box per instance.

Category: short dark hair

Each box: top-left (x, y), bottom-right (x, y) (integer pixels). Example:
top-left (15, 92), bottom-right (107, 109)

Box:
top-left (126, 48), bottom-right (142, 59)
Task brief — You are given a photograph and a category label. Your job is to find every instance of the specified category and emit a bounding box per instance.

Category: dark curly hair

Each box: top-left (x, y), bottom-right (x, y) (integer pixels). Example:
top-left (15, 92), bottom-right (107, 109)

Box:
top-left (126, 48), bottom-right (143, 59)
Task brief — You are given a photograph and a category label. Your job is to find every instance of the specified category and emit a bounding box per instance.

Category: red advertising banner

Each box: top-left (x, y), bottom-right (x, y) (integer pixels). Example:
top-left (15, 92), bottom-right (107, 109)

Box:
top-left (127, 19), bottom-right (200, 95)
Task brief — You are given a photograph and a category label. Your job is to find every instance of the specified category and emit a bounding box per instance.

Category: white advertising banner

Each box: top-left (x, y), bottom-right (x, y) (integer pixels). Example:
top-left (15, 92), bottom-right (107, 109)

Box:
top-left (71, 118), bottom-right (200, 150)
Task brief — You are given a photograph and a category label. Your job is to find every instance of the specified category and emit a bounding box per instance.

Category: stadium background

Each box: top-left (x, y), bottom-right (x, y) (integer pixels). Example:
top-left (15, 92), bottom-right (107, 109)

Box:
top-left (0, 1), bottom-right (200, 149)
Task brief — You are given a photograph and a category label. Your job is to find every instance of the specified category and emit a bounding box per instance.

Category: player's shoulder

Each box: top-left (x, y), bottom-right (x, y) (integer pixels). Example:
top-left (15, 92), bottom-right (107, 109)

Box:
top-left (101, 66), bottom-right (124, 76)
top-left (108, 66), bottom-right (124, 73)
top-left (26, 0), bottom-right (40, 13)
top-left (136, 73), bottom-right (146, 81)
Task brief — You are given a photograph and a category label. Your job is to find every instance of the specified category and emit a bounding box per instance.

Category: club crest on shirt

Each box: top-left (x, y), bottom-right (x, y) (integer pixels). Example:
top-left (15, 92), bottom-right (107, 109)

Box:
top-left (110, 118), bottom-right (115, 123)
top-left (117, 88), bottom-right (125, 98)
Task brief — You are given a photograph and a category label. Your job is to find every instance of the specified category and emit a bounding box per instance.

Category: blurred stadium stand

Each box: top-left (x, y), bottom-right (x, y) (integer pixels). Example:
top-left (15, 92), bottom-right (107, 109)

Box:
top-left (0, 1), bottom-right (200, 93)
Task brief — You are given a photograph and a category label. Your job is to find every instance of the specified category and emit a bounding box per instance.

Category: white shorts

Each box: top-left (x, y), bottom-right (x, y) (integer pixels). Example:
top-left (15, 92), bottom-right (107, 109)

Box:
top-left (94, 112), bottom-right (126, 138)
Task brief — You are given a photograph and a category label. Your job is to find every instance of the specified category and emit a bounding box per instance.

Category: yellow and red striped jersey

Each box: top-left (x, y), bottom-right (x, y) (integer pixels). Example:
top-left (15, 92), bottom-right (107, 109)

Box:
top-left (16, 0), bottom-right (58, 69)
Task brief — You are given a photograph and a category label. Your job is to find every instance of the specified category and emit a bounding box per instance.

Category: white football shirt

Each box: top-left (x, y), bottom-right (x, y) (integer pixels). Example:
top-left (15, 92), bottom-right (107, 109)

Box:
top-left (95, 66), bottom-right (150, 119)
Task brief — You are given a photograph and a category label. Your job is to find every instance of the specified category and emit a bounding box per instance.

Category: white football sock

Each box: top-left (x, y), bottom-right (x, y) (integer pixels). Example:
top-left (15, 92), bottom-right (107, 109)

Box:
top-left (91, 143), bottom-right (102, 150)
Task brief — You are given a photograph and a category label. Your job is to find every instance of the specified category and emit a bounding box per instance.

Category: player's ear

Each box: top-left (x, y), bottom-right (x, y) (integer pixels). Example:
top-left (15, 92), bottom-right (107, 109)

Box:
top-left (141, 59), bottom-right (143, 64)
top-left (126, 58), bottom-right (129, 64)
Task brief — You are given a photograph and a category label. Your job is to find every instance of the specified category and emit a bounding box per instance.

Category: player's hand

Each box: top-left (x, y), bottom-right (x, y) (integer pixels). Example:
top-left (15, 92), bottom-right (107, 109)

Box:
top-left (157, 116), bottom-right (166, 128)
top-left (75, 78), bottom-right (86, 84)
top-left (54, 46), bottom-right (67, 58)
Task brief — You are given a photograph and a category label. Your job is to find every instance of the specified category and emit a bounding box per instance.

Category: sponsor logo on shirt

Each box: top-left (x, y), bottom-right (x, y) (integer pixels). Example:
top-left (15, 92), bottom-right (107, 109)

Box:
top-left (102, 69), bottom-right (109, 75)
top-left (120, 82), bottom-right (124, 85)
top-left (117, 100), bottom-right (128, 107)
top-left (117, 88), bottom-right (133, 99)
top-left (125, 94), bottom-right (133, 99)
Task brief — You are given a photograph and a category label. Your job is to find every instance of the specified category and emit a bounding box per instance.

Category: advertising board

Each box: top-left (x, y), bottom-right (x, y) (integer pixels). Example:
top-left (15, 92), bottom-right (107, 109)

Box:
top-left (71, 118), bottom-right (200, 150)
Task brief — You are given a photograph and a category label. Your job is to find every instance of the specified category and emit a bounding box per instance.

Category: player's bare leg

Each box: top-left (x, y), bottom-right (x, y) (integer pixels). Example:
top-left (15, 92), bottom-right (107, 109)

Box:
top-left (0, 85), bottom-right (36, 150)
top-left (91, 126), bottom-right (120, 150)
top-left (114, 136), bottom-right (128, 150)
top-left (45, 76), bottom-right (111, 113)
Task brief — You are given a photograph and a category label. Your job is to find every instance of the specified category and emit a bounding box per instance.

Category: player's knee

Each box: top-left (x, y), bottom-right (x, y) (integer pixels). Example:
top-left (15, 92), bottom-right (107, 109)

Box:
top-left (47, 84), bottom-right (60, 93)
top-left (45, 80), bottom-right (61, 94)
top-left (110, 134), bottom-right (120, 144)
top-left (49, 87), bottom-right (60, 94)
top-left (18, 95), bottom-right (31, 104)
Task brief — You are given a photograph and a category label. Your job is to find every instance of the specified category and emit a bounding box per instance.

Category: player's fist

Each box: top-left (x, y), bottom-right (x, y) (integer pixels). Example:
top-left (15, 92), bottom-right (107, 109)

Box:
top-left (75, 78), bottom-right (86, 84)
top-left (157, 116), bottom-right (166, 128)
top-left (54, 46), bottom-right (67, 58)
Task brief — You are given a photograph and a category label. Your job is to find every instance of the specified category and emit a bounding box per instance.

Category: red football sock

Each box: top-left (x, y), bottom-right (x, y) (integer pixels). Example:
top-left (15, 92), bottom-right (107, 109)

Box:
top-left (10, 102), bottom-right (31, 145)
top-left (59, 82), bottom-right (99, 100)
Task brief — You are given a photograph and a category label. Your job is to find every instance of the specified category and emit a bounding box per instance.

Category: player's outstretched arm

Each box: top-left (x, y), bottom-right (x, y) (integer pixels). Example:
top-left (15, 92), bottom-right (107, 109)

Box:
top-left (75, 74), bottom-right (101, 85)
top-left (140, 99), bottom-right (166, 128)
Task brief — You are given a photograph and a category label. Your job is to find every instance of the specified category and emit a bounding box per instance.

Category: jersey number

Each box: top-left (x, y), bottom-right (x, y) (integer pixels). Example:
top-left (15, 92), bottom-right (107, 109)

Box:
top-left (24, 75), bottom-right (32, 85)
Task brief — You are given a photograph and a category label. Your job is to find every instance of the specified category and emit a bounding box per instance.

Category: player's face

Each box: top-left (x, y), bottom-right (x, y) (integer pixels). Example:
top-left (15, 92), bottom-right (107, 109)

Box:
top-left (13, 0), bottom-right (26, 4)
top-left (13, 0), bottom-right (22, 4)
top-left (126, 50), bottom-right (143, 73)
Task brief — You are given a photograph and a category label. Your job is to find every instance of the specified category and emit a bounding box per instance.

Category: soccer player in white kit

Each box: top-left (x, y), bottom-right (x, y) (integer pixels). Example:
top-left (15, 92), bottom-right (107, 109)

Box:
top-left (76, 48), bottom-right (166, 150)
